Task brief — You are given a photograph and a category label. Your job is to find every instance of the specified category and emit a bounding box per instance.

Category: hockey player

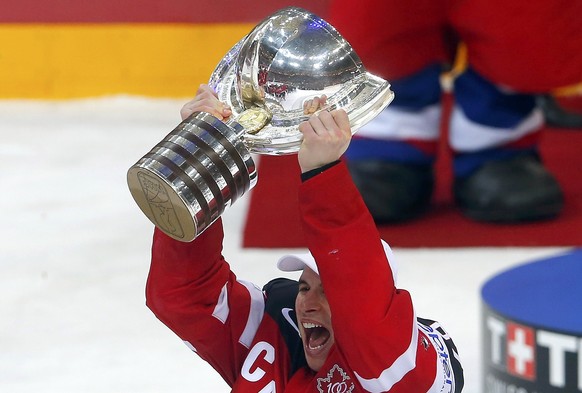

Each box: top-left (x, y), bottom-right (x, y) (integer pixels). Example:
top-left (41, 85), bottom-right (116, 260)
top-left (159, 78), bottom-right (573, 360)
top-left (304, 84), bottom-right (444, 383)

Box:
top-left (145, 84), bottom-right (464, 392)
top-left (327, 0), bottom-right (581, 223)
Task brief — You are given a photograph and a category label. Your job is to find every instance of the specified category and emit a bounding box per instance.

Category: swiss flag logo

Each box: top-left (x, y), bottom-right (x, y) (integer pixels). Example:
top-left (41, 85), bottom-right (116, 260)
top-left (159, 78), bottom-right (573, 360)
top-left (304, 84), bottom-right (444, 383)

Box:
top-left (506, 322), bottom-right (536, 380)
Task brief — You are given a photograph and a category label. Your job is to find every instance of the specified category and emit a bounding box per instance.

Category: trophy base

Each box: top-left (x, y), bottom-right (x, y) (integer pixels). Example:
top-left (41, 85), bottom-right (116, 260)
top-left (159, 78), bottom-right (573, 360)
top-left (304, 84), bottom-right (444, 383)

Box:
top-left (128, 167), bottom-right (198, 242)
top-left (127, 112), bottom-right (257, 242)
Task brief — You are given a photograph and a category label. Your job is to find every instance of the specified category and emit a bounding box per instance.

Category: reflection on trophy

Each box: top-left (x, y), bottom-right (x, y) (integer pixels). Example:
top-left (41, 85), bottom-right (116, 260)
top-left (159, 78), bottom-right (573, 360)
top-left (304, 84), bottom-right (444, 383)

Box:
top-left (127, 6), bottom-right (395, 242)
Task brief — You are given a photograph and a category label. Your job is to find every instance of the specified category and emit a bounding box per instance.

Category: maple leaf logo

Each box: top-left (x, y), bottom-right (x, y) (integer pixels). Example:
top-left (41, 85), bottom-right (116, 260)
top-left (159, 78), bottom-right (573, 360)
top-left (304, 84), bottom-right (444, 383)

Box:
top-left (316, 364), bottom-right (355, 393)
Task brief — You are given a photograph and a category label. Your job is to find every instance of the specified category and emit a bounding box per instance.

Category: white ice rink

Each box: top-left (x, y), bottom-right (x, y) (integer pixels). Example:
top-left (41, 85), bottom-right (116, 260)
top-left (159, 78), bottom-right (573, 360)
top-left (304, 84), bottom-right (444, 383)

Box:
top-left (0, 97), bottom-right (570, 392)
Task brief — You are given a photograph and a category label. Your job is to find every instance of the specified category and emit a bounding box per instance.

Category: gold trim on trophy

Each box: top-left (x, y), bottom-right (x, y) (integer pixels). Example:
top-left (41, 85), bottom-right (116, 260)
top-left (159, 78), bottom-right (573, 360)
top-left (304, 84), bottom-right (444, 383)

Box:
top-left (235, 106), bottom-right (272, 134)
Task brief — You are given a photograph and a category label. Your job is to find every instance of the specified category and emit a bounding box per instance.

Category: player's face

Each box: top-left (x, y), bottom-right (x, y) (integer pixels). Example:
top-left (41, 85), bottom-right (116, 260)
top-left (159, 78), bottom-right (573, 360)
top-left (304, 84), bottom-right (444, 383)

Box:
top-left (295, 267), bottom-right (334, 372)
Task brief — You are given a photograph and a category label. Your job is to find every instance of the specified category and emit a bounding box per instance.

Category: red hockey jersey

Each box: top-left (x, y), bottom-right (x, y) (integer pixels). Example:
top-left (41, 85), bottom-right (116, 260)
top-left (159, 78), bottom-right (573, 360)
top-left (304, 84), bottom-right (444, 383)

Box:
top-left (146, 162), bottom-right (464, 392)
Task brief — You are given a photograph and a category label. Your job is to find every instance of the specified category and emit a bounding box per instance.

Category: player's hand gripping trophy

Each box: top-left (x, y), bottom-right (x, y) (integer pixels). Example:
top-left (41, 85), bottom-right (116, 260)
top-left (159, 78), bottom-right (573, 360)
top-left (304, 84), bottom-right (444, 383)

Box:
top-left (127, 7), bottom-right (394, 242)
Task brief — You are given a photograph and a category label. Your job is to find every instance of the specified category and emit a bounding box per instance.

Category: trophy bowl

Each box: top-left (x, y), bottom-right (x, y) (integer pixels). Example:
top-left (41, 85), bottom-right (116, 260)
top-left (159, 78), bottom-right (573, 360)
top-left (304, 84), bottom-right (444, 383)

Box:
top-left (211, 6), bottom-right (394, 154)
top-left (127, 7), bottom-right (394, 242)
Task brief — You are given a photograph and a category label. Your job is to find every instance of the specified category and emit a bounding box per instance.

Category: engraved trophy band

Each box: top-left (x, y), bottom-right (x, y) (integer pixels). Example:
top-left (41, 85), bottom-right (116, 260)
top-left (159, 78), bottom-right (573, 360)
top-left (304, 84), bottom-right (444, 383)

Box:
top-left (127, 6), bottom-right (395, 242)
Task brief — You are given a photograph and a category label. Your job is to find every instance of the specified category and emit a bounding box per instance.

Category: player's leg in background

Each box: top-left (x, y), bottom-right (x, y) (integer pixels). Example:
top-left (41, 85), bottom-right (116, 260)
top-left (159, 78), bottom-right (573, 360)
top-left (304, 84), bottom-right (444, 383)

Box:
top-left (328, 0), bottom-right (452, 222)
top-left (446, 0), bottom-right (582, 222)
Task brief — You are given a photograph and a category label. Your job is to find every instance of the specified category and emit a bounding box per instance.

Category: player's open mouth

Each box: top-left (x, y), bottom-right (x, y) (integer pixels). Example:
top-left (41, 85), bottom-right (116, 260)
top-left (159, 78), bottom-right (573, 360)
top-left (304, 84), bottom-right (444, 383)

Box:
top-left (302, 322), bottom-right (331, 351)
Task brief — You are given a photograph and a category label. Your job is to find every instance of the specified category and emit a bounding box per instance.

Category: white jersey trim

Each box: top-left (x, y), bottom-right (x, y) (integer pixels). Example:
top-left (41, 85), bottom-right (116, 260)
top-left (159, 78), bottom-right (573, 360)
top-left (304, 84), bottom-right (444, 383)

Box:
top-left (183, 340), bottom-right (197, 353)
top-left (238, 279), bottom-right (265, 349)
top-left (354, 310), bottom-right (418, 392)
top-left (212, 282), bottom-right (229, 323)
top-left (211, 280), bottom-right (266, 349)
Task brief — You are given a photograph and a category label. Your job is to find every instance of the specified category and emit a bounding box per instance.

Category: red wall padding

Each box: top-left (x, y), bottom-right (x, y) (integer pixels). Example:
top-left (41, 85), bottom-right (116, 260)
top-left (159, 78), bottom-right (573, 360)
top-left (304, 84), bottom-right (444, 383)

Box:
top-left (0, 0), bottom-right (329, 23)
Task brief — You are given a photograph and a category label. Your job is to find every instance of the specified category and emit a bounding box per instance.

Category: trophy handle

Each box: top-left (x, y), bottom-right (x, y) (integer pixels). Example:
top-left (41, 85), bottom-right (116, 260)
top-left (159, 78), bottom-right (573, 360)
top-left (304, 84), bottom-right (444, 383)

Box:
top-left (209, 37), bottom-right (245, 91)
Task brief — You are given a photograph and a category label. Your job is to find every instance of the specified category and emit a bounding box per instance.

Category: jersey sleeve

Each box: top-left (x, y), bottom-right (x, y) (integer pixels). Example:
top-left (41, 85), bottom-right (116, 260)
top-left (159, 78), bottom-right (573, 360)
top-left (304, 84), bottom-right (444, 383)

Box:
top-left (298, 161), bottom-right (445, 392)
top-left (145, 220), bottom-right (266, 387)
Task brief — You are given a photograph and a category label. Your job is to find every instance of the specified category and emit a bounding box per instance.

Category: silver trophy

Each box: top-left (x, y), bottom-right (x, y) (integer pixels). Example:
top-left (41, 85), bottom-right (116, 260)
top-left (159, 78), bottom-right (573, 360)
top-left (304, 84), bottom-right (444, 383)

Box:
top-left (127, 7), bottom-right (394, 242)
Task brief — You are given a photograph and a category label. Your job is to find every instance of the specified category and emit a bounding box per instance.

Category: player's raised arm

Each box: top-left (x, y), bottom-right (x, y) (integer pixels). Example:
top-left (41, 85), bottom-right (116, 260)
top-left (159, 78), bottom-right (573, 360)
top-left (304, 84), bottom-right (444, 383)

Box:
top-left (297, 109), bottom-right (351, 173)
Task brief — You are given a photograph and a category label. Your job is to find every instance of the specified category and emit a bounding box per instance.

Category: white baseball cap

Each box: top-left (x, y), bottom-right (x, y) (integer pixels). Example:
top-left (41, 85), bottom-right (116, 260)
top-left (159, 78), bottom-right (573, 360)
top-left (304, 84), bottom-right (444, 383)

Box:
top-left (277, 240), bottom-right (398, 283)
